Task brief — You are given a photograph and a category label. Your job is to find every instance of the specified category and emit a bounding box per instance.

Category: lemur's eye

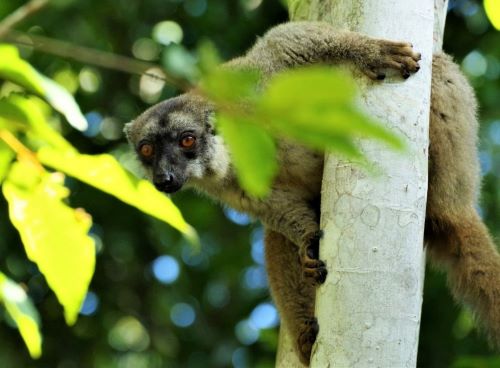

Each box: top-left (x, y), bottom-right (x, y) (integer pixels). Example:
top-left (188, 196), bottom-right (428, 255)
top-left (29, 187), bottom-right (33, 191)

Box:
top-left (139, 143), bottom-right (154, 158)
top-left (180, 134), bottom-right (196, 149)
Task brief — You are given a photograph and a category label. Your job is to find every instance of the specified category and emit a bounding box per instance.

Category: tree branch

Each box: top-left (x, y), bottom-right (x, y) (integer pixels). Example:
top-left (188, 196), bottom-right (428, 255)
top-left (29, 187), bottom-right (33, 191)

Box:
top-left (0, 0), bottom-right (191, 90)
top-left (1, 30), bottom-right (191, 90)
top-left (0, 0), bottom-right (49, 37)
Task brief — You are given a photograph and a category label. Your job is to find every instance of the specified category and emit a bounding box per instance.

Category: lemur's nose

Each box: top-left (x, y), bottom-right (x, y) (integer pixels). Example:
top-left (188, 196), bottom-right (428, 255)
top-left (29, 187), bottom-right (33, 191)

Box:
top-left (154, 173), bottom-right (173, 187)
top-left (164, 173), bottom-right (174, 184)
top-left (154, 173), bottom-right (181, 193)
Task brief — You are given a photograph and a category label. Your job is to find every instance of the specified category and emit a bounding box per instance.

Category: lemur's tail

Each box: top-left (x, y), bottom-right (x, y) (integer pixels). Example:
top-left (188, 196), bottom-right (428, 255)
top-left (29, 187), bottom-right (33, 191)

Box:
top-left (427, 210), bottom-right (500, 348)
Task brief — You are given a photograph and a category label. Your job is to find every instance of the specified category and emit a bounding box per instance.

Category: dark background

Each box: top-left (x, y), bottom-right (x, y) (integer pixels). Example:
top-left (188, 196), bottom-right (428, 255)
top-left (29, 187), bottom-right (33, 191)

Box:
top-left (0, 0), bottom-right (499, 367)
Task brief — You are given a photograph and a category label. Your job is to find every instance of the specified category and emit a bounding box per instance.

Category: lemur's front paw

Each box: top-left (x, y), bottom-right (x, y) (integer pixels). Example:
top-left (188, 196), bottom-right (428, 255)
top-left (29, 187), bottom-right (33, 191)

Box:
top-left (363, 39), bottom-right (421, 80)
top-left (301, 230), bottom-right (328, 285)
top-left (297, 317), bottom-right (319, 365)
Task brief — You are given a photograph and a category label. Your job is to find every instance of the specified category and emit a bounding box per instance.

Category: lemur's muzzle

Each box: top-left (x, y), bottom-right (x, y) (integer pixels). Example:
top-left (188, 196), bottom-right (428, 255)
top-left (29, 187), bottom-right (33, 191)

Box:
top-left (153, 172), bottom-right (183, 193)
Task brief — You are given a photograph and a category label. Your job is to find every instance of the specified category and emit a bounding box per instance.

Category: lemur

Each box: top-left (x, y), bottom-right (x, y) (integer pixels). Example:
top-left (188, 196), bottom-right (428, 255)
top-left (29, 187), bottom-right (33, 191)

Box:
top-left (125, 22), bottom-right (500, 365)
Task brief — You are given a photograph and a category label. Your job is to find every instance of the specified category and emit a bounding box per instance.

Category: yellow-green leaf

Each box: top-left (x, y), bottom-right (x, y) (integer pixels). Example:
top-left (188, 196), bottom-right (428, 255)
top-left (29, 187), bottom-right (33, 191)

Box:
top-left (262, 67), bottom-right (356, 110)
top-left (0, 141), bottom-right (14, 183)
top-left (37, 147), bottom-right (199, 247)
top-left (3, 161), bottom-right (96, 325)
top-left (201, 68), bottom-right (261, 105)
top-left (217, 115), bottom-right (277, 197)
top-left (0, 272), bottom-right (42, 359)
top-left (484, 0), bottom-right (500, 30)
top-left (39, 76), bottom-right (88, 131)
top-left (0, 96), bottom-right (74, 152)
top-left (258, 66), bottom-right (404, 152)
top-left (197, 39), bottom-right (222, 74)
top-left (0, 93), bottom-right (196, 245)
top-left (0, 45), bottom-right (45, 95)
top-left (0, 45), bottom-right (87, 131)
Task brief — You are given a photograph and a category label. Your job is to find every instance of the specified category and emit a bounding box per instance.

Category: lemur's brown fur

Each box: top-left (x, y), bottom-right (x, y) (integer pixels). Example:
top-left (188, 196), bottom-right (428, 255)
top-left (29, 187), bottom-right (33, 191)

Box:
top-left (126, 22), bottom-right (500, 365)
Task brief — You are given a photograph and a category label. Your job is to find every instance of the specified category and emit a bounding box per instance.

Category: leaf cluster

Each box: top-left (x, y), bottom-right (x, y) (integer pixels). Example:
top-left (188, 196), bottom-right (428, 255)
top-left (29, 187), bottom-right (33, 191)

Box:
top-left (0, 45), bottom-right (196, 357)
top-left (200, 65), bottom-right (404, 197)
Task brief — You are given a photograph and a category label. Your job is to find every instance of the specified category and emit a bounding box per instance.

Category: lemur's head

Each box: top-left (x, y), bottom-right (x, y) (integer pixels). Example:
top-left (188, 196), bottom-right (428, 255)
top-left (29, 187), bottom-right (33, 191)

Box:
top-left (125, 93), bottom-right (230, 193)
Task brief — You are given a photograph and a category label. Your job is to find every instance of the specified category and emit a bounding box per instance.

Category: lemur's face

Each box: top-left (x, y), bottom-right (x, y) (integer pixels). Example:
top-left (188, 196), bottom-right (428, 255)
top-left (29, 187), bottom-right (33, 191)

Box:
top-left (125, 94), bottom-right (230, 193)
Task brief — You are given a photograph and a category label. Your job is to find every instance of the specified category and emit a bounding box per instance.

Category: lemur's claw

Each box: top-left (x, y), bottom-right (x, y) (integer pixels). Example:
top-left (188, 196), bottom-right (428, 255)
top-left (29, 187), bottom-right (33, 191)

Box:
top-left (302, 258), bottom-right (328, 285)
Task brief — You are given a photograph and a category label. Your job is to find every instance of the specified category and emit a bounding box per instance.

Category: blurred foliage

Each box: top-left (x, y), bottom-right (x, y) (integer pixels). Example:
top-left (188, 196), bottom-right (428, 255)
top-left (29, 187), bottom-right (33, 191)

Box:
top-left (0, 0), bottom-right (498, 367)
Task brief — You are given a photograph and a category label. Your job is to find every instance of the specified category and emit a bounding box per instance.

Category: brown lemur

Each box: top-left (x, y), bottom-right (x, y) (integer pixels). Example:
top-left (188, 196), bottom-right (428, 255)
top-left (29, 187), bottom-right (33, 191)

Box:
top-left (125, 22), bottom-right (500, 365)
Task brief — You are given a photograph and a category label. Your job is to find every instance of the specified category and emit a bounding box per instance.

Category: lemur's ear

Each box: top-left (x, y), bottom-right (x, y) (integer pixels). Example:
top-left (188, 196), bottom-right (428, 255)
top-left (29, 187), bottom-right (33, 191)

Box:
top-left (123, 122), bottom-right (133, 140)
top-left (206, 112), bottom-right (217, 135)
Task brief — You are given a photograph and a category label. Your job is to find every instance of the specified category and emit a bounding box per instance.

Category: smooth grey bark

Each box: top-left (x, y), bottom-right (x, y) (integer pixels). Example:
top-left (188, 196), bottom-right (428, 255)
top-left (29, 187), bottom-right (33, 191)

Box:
top-left (276, 1), bottom-right (449, 367)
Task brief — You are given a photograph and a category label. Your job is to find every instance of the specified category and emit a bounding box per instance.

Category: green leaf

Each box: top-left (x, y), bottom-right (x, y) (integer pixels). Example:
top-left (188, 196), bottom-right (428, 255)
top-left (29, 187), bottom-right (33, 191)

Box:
top-left (267, 116), bottom-right (364, 159)
top-left (0, 99), bottom-right (28, 132)
top-left (197, 39), bottom-right (222, 74)
top-left (201, 68), bottom-right (261, 105)
top-left (262, 106), bottom-right (402, 155)
top-left (0, 95), bottom-right (75, 152)
top-left (0, 45), bottom-right (87, 131)
top-left (217, 114), bottom-right (277, 197)
top-left (0, 272), bottom-right (42, 359)
top-left (37, 147), bottom-right (199, 247)
top-left (0, 141), bottom-right (14, 183)
top-left (0, 45), bottom-right (45, 95)
top-left (485, 0), bottom-right (500, 30)
top-left (3, 161), bottom-right (96, 325)
top-left (39, 76), bottom-right (88, 131)
top-left (262, 67), bottom-right (357, 109)
top-left (259, 67), bottom-right (404, 152)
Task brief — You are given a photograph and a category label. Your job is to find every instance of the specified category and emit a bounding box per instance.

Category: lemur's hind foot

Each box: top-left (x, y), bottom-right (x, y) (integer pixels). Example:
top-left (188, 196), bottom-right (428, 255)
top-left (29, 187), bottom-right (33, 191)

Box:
top-left (297, 317), bottom-right (319, 365)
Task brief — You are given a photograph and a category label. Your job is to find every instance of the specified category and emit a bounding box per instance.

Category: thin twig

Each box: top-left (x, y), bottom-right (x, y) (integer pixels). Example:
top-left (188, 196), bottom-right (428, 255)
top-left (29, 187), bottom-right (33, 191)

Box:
top-left (0, 0), bottom-right (49, 37)
top-left (1, 30), bottom-right (192, 91)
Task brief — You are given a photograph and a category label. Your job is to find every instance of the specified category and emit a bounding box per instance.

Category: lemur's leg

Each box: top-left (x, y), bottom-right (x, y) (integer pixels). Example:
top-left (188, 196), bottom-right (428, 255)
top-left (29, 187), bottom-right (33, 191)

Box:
top-left (426, 53), bottom-right (500, 347)
top-left (229, 21), bottom-right (421, 80)
top-left (257, 191), bottom-right (327, 285)
top-left (265, 228), bottom-right (318, 365)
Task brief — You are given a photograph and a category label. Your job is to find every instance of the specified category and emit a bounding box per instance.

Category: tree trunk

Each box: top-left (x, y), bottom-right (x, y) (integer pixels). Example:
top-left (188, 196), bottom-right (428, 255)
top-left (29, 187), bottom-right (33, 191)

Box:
top-left (276, 1), bottom-right (449, 366)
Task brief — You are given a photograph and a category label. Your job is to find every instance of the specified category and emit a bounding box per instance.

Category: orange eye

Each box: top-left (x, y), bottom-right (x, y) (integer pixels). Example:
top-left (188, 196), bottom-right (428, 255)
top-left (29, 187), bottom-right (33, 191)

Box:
top-left (139, 143), bottom-right (154, 158)
top-left (180, 135), bottom-right (196, 149)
